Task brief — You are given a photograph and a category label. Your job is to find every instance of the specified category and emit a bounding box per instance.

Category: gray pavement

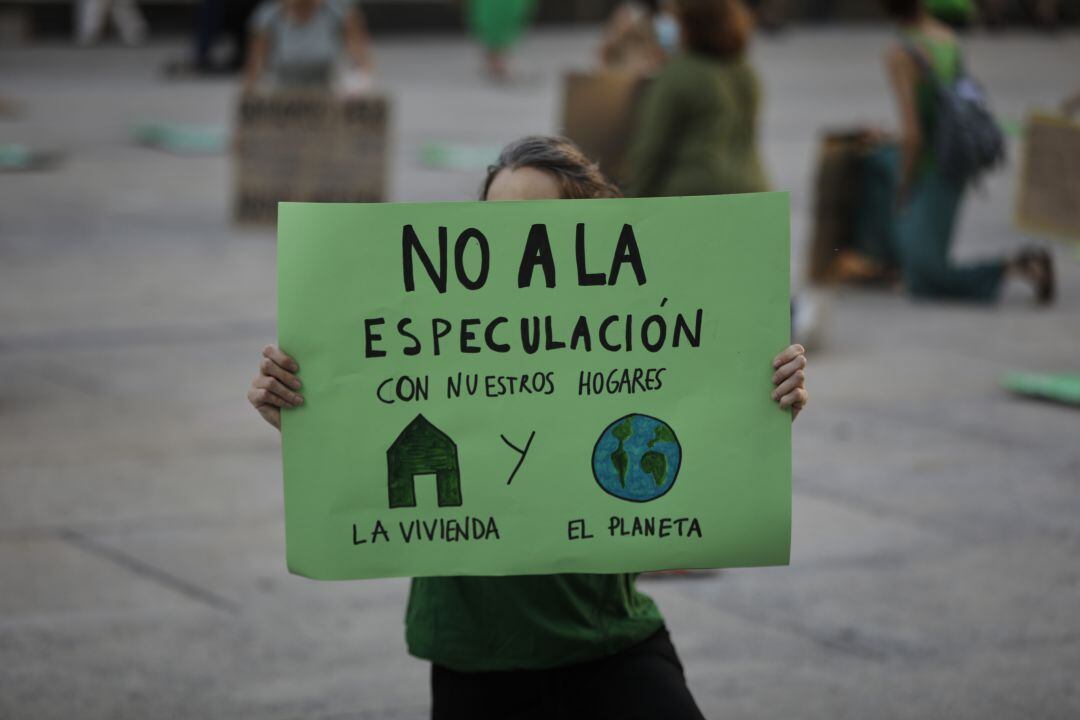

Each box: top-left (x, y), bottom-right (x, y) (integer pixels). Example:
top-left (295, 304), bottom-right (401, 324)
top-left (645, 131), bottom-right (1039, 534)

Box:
top-left (2, 27), bottom-right (1080, 720)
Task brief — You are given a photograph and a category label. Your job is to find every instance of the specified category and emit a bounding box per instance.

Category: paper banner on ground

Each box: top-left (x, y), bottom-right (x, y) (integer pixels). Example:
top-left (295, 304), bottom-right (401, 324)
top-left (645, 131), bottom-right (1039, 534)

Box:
top-left (234, 93), bottom-right (389, 224)
top-left (278, 193), bottom-right (791, 580)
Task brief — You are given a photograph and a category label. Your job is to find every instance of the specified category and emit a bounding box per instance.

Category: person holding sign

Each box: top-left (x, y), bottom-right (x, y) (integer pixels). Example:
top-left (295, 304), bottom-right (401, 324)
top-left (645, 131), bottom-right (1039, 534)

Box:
top-left (243, 0), bottom-right (374, 93)
top-left (249, 135), bottom-right (807, 718)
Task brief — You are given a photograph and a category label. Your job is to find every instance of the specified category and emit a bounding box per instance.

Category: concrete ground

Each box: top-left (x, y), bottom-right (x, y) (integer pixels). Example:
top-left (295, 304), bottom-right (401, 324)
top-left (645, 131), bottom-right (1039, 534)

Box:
top-left (2, 26), bottom-right (1079, 720)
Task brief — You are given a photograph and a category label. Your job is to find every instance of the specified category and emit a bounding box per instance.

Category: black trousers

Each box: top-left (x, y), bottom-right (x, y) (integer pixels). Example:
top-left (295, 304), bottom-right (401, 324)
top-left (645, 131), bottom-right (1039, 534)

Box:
top-left (431, 628), bottom-right (705, 720)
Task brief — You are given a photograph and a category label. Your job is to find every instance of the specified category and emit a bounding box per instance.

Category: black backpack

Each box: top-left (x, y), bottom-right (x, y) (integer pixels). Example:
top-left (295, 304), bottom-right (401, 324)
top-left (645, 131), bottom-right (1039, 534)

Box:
top-left (904, 41), bottom-right (1005, 186)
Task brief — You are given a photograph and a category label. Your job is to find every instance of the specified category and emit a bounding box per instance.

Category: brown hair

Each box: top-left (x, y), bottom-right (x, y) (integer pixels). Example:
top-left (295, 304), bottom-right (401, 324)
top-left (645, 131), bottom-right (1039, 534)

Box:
top-left (481, 135), bottom-right (621, 201)
top-left (880, 0), bottom-right (922, 22)
top-left (675, 0), bottom-right (754, 59)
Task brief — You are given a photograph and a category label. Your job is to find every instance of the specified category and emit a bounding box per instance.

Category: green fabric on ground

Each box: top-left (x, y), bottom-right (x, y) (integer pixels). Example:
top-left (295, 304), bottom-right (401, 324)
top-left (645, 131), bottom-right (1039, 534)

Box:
top-left (1002, 373), bottom-right (1080, 407)
top-left (134, 123), bottom-right (228, 155)
top-left (468, 0), bottom-right (535, 51)
top-left (0, 144), bottom-right (34, 169)
top-left (418, 141), bottom-right (500, 171)
top-left (406, 574), bottom-right (664, 672)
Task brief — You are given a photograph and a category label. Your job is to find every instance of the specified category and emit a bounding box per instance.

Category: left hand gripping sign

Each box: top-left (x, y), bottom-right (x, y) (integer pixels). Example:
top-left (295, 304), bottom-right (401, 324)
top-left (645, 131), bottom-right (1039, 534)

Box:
top-left (278, 194), bottom-right (791, 580)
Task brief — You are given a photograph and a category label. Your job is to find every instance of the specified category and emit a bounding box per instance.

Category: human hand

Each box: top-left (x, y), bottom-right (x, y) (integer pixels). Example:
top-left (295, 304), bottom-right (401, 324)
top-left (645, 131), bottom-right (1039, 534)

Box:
top-left (771, 343), bottom-right (808, 421)
top-left (247, 345), bottom-right (304, 430)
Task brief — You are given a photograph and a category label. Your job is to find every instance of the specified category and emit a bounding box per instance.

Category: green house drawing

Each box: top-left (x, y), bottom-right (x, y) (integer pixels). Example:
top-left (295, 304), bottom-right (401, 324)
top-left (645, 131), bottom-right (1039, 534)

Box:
top-left (387, 414), bottom-right (462, 508)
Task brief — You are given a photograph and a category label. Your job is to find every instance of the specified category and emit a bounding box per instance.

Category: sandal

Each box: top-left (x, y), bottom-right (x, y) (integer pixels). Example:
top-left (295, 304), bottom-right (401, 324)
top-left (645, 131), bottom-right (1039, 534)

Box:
top-left (1016, 247), bottom-right (1056, 305)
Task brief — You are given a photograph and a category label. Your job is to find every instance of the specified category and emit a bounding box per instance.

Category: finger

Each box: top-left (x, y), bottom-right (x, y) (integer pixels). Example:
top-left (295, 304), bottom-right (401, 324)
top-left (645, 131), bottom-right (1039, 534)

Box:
top-left (260, 356), bottom-right (302, 391)
top-left (772, 343), bottom-right (805, 369)
top-left (255, 375), bottom-right (304, 406)
top-left (772, 353), bottom-right (807, 384)
top-left (247, 386), bottom-right (288, 409)
top-left (779, 387), bottom-right (808, 410)
top-left (256, 404), bottom-right (281, 430)
top-left (771, 369), bottom-right (805, 401)
top-left (263, 344), bottom-right (299, 373)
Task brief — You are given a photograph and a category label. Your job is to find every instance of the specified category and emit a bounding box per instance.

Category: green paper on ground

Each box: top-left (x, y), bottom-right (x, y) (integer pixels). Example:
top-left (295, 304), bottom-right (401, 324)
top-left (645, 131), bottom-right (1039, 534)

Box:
top-left (1002, 372), bottom-right (1080, 407)
top-left (418, 141), bottom-right (501, 171)
top-left (133, 122), bottom-right (228, 155)
top-left (278, 193), bottom-right (792, 580)
top-left (0, 143), bottom-right (60, 171)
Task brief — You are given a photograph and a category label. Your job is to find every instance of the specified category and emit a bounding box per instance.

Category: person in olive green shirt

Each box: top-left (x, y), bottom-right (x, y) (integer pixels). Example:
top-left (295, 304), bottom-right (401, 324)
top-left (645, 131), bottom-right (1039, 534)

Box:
top-left (626, 0), bottom-right (768, 199)
top-left (249, 135), bottom-right (810, 718)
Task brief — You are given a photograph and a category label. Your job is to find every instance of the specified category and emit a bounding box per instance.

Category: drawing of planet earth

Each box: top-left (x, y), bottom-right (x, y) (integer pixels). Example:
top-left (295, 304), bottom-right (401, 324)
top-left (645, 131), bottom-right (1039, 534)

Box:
top-left (592, 414), bottom-right (682, 502)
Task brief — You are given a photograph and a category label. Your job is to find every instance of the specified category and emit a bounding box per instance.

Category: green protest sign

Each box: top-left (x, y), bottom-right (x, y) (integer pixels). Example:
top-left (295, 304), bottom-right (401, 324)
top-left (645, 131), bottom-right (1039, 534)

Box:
top-left (278, 193), bottom-right (791, 580)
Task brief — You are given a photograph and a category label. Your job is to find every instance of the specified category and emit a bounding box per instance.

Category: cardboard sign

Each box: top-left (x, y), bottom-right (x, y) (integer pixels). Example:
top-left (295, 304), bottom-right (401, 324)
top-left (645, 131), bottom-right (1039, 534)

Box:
top-left (1016, 112), bottom-right (1080, 240)
top-left (560, 71), bottom-right (651, 187)
top-left (278, 194), bottom-right (791, 580)
top-left (234, 93), bottom-right (389, 224)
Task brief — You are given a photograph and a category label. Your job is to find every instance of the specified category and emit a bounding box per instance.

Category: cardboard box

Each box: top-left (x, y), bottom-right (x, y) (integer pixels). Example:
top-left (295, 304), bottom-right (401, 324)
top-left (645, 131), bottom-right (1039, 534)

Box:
top-left (560, 71), bottom-right (651, 188)
top-left (234, 93), bottom-right (390, 225)
top-left (808, 130), bottom-right (865, 283)
top-left (1016, 111), bottom-right (1080, 240)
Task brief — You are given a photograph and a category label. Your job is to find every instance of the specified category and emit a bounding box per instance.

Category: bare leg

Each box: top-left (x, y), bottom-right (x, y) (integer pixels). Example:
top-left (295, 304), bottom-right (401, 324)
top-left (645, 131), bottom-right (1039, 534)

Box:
top-left (75, 0), bottom-right (108, 45)
top-left (110, 0), bottom-right (147, 45)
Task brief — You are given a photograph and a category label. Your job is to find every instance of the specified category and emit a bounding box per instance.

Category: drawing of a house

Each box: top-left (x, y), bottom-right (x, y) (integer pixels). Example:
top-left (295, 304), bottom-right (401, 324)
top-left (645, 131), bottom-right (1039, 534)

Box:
top-left (387, 414), bottom-right (462, 508)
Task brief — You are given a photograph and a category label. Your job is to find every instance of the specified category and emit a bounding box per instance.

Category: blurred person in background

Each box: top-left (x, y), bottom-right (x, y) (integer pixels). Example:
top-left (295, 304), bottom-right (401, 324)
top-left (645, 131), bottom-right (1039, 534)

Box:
top-left (882, 0), bottom-right (1053, 303)
top-left (745, 0), bottom-right (790, 31)
top-left (248, 135), bottom-right (810, 719)
top-left (598, 0), bottom-right (674, 76)
top-left (74, 0), bottom-right (146, 46)
top-left (979, 0), bottom-right (1064, 30)
top-left (244, 0), bottom-right (374, 94)
top-left (623, 0), bottom-right (829, 345)
top-left (625, 0), bottom-right (768, 199)
top-left (177, 0), bottom-right (263, 75)
top-left (467, 0), bottom-right (536, 81)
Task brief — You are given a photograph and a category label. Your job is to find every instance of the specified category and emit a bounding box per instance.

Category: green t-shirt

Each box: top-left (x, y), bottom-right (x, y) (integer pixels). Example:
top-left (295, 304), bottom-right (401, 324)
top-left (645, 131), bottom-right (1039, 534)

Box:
top-left (626, 52), bottom-right (770, 199)
top-left (904, 31), bottom-right (960, 172)
top-left (405, 573), bottom-right (664, 671)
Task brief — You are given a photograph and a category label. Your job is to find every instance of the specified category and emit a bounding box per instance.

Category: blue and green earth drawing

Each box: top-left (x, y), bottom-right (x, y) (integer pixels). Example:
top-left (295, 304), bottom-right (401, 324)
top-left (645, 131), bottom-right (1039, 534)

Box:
top-left (592, 414), bottom-right (682, 502)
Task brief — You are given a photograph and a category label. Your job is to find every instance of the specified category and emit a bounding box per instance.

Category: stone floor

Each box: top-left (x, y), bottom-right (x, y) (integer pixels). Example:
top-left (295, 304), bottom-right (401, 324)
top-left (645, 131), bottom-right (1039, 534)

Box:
top-left (1, 26), bottom-right (1079, 720)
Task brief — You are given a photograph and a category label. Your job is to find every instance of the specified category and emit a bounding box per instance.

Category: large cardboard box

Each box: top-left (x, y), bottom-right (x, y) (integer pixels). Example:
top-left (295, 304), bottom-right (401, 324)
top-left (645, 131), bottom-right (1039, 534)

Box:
top-left (234, 93), bottom-right (389, 224)
top-left (807, 130), bottom-right (865, 283)
top-left (1016, 112), bottom-right (1080, 240)
top-left (560, 71), bottom-right (651, 188)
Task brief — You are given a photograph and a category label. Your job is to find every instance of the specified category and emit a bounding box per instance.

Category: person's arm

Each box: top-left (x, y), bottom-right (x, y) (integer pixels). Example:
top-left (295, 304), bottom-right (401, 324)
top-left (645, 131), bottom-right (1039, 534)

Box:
top-left (772, 344), bottom-right (807, 421)
top-left (625, 69), bottom-right (682, 197)
top-left (884, 44), bottom-right (922, 205)
top-left (248, 345), bottom-right (304, 430)
top-left (343, 5), bottom-right (375, 73)
top-left (243, 29), bottom-right (270, 95)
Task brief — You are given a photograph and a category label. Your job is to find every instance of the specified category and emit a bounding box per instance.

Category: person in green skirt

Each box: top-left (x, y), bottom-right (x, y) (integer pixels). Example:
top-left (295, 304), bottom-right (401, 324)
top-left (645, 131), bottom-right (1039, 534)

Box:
top-left (467, 0), bottom-right (536, 81)
top-left (881, 0), bottom-right (1053, 303)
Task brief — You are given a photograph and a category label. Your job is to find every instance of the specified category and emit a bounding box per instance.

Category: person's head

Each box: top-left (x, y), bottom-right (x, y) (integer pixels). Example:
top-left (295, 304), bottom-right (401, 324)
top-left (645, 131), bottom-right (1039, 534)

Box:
top-left (673, 0), bottom-right (753, 60)
top-left (285, 0), bottom-right (322, 18)
top-left (481, 136), bottom-right (621, 202)
top-left (880, 0), bottom-right (923, 22)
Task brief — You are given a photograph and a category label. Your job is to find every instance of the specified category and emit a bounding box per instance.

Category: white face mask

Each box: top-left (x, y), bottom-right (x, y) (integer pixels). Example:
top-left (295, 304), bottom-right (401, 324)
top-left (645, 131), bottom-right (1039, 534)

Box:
top-left (653, 13), bottom-right (680, 54)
